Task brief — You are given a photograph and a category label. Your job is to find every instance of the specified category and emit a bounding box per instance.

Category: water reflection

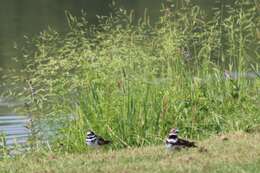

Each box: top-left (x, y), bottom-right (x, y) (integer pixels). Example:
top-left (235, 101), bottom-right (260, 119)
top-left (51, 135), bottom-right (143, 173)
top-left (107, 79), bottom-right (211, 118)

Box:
top-left (0, 114), bottom-right (30, 157)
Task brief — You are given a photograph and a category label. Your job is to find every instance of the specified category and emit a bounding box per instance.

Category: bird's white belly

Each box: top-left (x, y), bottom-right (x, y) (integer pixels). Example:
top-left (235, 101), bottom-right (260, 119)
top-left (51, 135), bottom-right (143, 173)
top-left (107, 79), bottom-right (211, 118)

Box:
top-left (86, 140), bottom-right (98, 147)
top-left (165, 143), bottom-right (173, 149)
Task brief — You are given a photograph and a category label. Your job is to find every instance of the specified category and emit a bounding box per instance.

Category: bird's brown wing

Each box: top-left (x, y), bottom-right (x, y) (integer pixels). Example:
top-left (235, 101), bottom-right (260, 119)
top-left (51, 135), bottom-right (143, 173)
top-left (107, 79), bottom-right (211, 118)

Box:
top-left (97, 136), bottom-right (111, 145)
top-left (177, 138), bottom-right (197, 147)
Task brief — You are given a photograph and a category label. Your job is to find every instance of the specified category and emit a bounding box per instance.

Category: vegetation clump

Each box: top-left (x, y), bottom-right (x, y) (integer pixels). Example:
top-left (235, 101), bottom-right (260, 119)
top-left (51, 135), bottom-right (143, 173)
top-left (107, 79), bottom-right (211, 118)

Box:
top-left (3, 0), bottom-right (260, 152)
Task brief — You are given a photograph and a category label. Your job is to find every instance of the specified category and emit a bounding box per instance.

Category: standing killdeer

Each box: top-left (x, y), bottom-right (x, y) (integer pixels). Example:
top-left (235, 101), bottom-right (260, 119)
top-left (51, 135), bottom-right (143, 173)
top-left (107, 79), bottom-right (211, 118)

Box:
top-left (165, 128), bottom-right (197, 150)
top-left (86, 130), bottom-right (111, 147)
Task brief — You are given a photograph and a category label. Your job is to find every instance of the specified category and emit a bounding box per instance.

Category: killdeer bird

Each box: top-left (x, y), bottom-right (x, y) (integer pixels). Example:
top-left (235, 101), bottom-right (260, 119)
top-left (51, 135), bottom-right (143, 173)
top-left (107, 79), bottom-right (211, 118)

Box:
top-left (86, 130), bottom-right (111, 147)
top-left (165, 128), bottom-right (197, 150)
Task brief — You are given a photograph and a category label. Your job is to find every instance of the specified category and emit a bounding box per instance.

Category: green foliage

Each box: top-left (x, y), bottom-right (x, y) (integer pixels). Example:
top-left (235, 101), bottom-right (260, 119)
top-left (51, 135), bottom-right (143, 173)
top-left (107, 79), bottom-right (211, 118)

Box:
top-left (2, 0), bottom-right (260, 152)
top-left (0, 133), bottom-right (8, 158)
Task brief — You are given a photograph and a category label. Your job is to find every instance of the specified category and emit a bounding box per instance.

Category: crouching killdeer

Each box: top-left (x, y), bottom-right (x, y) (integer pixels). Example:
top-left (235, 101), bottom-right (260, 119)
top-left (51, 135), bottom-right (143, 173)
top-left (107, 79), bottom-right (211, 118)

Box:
top-left (86, 130), bottom-right (111, 147)
top-left (165, 128), bottom-right (197, 150)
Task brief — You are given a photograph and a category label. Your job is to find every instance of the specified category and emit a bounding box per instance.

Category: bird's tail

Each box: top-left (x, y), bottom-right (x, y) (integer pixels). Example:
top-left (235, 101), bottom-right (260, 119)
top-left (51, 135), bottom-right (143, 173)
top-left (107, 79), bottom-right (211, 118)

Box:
top-left (190, 142), bottom-right (197, 147)
top-left (104, 140), bottom-right (112, 144)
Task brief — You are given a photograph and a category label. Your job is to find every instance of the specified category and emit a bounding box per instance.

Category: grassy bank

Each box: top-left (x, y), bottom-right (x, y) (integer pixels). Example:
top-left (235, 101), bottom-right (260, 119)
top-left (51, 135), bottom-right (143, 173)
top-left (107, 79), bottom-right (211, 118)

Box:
top-left (1, 131), bottom-right (260, 173)
top-left (2, 0), bottom-right (260, 152)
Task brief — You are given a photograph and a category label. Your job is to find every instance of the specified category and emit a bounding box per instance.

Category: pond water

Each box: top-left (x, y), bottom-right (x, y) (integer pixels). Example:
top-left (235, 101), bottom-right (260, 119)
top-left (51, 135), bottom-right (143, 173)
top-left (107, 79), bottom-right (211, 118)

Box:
top-left (0, 115), bottom-right (30, 146)
top-left (0, 0), bottom-right (162, 69)
top-left (0, 0), bottom-right (231, 69)
top-left (0, 114), bottom-right (31, 157)
top-left (0, 97), bottom-right (29, 151)
top-left (0, 96), bottom-right (73, 156)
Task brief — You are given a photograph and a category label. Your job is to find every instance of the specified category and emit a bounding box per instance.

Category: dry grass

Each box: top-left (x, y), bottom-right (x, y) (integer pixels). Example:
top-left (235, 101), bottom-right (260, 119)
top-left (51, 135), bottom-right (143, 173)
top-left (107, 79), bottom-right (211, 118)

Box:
top-left (1, 131), bottom-right (260, 173)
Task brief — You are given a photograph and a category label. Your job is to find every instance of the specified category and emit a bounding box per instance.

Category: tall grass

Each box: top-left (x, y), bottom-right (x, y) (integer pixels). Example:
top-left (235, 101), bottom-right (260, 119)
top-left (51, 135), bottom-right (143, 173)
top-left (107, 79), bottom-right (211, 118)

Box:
top-left (3, 0), bottom-right (260, 152)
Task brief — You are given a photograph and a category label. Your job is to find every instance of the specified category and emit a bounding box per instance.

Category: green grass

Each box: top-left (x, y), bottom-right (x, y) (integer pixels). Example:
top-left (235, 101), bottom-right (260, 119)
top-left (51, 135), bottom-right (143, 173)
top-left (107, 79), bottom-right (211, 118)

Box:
top-left (1, 131), bottom-right (260, 173)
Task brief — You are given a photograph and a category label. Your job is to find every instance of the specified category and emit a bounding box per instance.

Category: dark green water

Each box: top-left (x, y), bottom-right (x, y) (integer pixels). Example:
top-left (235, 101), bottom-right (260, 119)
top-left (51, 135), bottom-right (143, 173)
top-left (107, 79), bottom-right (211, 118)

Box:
top-left (0, 0), bottom-right (223, 69)
top-left (0, 0), bottom-right (165, 69)
top-left (0, 0), bottom-right (169, 113)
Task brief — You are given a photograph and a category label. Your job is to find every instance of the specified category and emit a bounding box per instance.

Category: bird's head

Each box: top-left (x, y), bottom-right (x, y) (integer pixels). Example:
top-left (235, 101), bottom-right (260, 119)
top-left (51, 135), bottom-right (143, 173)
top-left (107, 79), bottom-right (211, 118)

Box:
top-left (170, 128), bottom-right (179, 134)
top-left (86, 130), bottom-right (95, 136)
top-left (167, 128), bottom-right (179, 141)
